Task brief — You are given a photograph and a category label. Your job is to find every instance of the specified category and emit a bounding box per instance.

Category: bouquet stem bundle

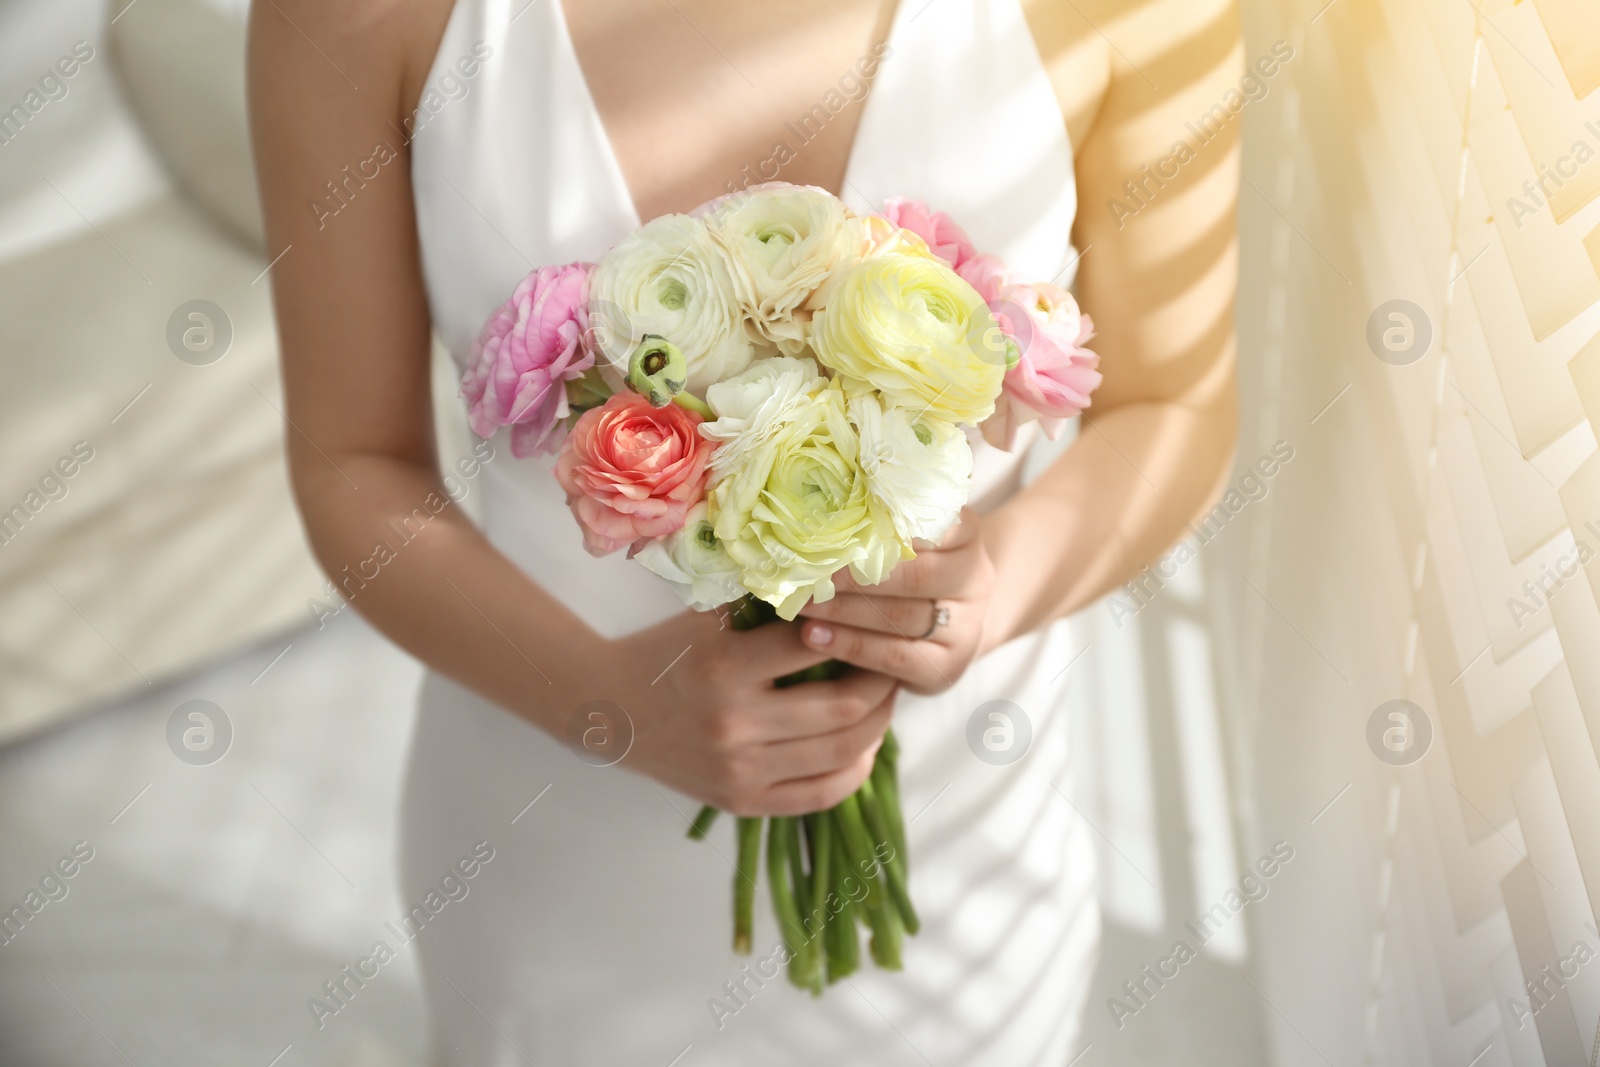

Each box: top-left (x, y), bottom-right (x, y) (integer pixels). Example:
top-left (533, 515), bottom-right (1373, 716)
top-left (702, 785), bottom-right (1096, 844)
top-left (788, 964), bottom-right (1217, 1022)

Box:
top-left (687, 595), bottom-right (918, 993)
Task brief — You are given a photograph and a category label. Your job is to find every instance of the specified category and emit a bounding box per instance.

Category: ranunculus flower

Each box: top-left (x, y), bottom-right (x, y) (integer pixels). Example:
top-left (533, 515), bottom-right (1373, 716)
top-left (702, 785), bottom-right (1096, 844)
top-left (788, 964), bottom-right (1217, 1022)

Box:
top-left (877, 198), bottom-right (976, 271)
top-left (587, 213), bottom-right (755, 396)
top-left (849, 393), bottom-right (972, 544)
top-left (700, 355), bottom-right (828, 486)
top-left (980, 282), bottom-right (1102, 450)
top-left (633, 502), bottom-right (745, 611)
top-left (554, 392), bottom-right (714, 556)
top-left (706, 378), bottom-right (908, 619)
top-left (955, 253), bottom-right (1010, 304)
top-left (809, 252), bottom-right (1007, 425)
top-left (461, 262), bottom-right (595, 457)
top-left (706, 184), bottom-right (857, 355)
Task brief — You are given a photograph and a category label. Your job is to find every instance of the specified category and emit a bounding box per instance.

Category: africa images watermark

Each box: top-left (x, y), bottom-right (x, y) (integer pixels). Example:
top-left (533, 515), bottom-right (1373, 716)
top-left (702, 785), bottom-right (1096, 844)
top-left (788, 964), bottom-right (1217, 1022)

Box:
top-left (0, 841), bottom-right (96, 947)
top-left (704, 840), bottom-right (894, 1031)
top-left (0, 440), bottom-right (96, 548)
top-left (309, 40), bottom-right (493, 230)
top-left (1105, 440), bottom-right (1296, 626)
top-left (1505, 518), bottom-right (1599, 630)
top-left (1107, 40), bottom-right (1295, 230)
top-left (1507, 922), bottom-right (1599, 1033)
top-left (306, 840), bottom-right (496, 1030)
top-left (305, 439), bottom-right (496, 629)
top-left (1503, 119), bottom-right (1600, 230)
top-left (1106, 840), bottom-right (1296, 1030)
top-left (720, 41), bottom-right (893, 197)
top-left (0, 40), bottom-right (96, 148)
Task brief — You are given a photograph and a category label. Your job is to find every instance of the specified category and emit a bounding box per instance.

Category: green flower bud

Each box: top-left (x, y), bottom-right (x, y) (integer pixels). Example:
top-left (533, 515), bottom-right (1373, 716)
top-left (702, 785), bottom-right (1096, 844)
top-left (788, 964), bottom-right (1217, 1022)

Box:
top-left (627, 335), bottom-right (688, 408)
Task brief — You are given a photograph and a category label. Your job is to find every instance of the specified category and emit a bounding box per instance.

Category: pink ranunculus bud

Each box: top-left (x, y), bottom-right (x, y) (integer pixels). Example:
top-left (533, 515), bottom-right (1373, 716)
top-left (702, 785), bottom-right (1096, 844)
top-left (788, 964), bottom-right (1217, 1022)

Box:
top-left (980, 282), bottom-right (1102, 451)
top-left (955, 253), bottom-right (1011, 304)
top-left (553, 392), bottom-right (714, 556)
top-left (877, 197), bottom-right (978, 271)
top-left (461, 262), bottom-right (596, 458)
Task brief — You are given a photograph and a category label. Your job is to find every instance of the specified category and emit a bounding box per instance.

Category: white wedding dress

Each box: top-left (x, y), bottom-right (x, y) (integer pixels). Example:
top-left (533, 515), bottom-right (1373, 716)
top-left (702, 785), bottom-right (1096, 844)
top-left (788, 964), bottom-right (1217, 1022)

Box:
top-left (403, 0), bottom-right (1100, 1063)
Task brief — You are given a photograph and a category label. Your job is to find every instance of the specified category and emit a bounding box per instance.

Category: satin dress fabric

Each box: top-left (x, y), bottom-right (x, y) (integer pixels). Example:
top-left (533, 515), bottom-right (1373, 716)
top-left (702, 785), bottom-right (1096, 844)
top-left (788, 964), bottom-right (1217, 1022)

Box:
top-left (402, 0), bottom-right (1100, 1062)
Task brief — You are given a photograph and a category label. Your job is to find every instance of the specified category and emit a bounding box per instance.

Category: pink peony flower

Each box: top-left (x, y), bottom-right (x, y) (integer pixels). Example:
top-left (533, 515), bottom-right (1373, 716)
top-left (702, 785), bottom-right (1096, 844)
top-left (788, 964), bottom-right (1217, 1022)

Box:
top-left (981, 282), bottom-right (1103, 451)
top-left (553, 392), bottom-right (714, 556)
top-left (461, 262), bottom-right (595, 458)
top-left (877, 198), bottom-right (977, 271)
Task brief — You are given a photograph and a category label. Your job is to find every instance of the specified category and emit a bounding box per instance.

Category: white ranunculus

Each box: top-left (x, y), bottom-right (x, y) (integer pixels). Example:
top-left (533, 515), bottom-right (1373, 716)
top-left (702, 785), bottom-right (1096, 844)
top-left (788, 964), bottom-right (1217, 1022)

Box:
top-left (633, 504), bottom-right (746, 611)
top-left (849, 393), bottom-right (972, 544)
top-left (707, 379), bottom-right (910, 620)
top-left (700, 355), bottom-right (828, 491)
top-left (588, 213), bottom-right (755, 394)
top-left (707, 186), bottom-right (858, 355)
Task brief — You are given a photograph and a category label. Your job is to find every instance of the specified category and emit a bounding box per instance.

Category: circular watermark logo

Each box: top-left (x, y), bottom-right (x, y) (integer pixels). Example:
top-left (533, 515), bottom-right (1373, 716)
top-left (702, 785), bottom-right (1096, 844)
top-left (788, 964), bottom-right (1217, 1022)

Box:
top-left (166, 699), bottom-right (232, 765)
top-left (1365, 300), bottom-right (1431, 366)
top-left (565, 699), bottom-right (634, 767)
top-left (166, 300), bottom-right (233, 366)
top-left (1365, 699), bottom-right (1432, 766)
top-left (962, 298), bottom-right (1021, 368)
top-left (966, 700), bottom-right (1033, 766)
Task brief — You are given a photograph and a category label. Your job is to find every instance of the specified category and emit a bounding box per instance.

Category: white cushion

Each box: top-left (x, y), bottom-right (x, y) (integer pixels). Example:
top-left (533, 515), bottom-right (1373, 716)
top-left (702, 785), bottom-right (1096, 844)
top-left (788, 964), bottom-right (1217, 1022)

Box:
top-left (108, 0), bottom-right (263, 250)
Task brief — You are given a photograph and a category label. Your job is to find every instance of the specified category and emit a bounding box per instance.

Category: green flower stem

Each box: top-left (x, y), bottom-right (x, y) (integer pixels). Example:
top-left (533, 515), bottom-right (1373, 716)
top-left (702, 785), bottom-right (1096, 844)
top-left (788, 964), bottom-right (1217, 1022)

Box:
top-left (671, 391), bottom-right (714, 418)
top-left (835, 794), bottom-right (902, 970)
top-left (734, 816), bottom-right (761, 955)
top-left (690, 596), bottom-right (917, 985)
top-left (879, 727), bottom-right (901, 770)
top-left (768, 817), bottom-right (819, 993)
top-left (870, 753), bottom-right (907, 874)
top-left (687, 805), bottom-right (719, 840)
top-left (871, 893), bottom-right (905, 971)
top-left (805, 812), bottom-right (832, 940)
top-left (827, 826), bottom-right (860, 982)
top-left (784, 815), bottom-right (821, 992)
top-left (858, 775), bottom-right (919, 936)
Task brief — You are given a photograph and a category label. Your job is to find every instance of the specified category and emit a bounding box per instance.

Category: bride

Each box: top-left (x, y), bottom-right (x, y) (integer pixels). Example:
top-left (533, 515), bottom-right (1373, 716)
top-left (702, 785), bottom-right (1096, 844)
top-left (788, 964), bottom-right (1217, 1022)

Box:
top-left (249, 0), bottom-right (1239, 1062)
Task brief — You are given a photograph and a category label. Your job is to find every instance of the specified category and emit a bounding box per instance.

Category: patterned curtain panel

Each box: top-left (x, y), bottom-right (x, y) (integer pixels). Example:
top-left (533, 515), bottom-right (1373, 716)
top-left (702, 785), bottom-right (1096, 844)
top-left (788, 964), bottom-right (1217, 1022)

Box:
top-left (1207, 0), bottom-right (1600, 1062)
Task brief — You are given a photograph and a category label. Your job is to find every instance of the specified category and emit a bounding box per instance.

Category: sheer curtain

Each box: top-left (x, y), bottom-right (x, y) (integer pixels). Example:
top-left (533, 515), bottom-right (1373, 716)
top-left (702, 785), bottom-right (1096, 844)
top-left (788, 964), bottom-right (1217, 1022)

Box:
top-left (1227, 0), bottom-right (1600, 1062)
top-left (1065, 0), bottom-right (1600, 1063)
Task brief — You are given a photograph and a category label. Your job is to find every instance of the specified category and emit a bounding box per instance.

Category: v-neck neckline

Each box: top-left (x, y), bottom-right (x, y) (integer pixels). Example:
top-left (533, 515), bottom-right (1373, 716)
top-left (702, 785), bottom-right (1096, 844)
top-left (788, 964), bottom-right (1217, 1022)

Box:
top-left (551, 0), bottom-right (907, 228)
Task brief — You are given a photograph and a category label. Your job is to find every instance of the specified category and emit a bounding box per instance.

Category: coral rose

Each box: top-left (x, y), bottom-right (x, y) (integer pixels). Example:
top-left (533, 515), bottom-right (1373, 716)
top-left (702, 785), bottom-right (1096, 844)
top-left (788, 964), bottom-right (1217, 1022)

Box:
top-left (553, 392), bottom-right (714, 556)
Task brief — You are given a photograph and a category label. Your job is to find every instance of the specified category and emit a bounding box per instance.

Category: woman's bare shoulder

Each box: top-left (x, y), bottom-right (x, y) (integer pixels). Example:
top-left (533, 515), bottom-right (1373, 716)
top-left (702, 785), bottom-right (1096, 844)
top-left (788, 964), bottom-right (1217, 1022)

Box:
top-left (248, 0), bottom-right (457, 118)
top-left (1021, 0), bottom-right (1241, 148)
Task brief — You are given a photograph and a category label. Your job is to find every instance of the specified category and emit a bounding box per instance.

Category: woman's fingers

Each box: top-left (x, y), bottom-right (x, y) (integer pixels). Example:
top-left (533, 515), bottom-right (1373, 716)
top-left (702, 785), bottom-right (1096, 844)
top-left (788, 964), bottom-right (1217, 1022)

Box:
top-left (741, 669), bottom-right (898, 743)
top-left (798, 592), bottom-right (940, 639)
top-left (756, 687), bottom-right (895, 784)
top-left (757, 746), bottom-right (882, 818)
top-left (800, 619), bottom-right (952, 693)
top-left (835, 536), bottom-right (982, 602)
top-left (709, 612), bottom-right (834, 682)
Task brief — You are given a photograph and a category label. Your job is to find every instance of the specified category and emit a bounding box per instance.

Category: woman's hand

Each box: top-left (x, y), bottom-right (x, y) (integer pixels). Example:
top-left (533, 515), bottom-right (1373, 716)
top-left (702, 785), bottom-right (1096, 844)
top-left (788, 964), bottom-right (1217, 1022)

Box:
top-left (601, 608), bottom-right (899, 817)
top-left (796, 508), bottom-right (994, 695)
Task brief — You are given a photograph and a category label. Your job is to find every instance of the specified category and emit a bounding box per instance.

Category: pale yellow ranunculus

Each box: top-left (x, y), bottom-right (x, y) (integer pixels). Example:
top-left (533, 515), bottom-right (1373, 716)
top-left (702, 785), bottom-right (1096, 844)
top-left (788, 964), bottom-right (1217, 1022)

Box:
top-left (708, 379), bottom-right (910, 619)
top-left (808, 251), bottom-right (1008, 425)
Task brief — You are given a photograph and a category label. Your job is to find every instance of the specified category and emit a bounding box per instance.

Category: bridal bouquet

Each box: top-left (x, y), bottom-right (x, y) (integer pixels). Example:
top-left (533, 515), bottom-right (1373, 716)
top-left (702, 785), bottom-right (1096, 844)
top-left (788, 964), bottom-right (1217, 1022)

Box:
top-left (461, 183), bottom-right (1099, 992)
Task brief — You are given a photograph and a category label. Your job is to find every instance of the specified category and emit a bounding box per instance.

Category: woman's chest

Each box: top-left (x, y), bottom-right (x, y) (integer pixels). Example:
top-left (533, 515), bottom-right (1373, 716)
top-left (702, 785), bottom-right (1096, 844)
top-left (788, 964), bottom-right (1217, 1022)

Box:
top-left (561, 0), bottom-right (900, 219)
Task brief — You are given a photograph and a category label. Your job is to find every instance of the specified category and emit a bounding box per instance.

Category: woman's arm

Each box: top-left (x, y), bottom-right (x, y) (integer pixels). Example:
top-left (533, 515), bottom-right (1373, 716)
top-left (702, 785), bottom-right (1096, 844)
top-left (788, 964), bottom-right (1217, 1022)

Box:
top-left (796, 0), bottom-right (1242, 683)
top-left (247, 0), bottom-right (586, 713)
top-left (248, 0), bottom-right (895, 816)
top-left (982, 0), bottom-right (1242, 646)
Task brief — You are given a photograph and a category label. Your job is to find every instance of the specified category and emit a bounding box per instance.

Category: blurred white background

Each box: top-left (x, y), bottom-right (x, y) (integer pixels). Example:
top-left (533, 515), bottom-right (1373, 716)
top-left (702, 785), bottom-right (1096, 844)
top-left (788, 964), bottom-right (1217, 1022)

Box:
top-left (3, 0), bottom-right (1599, 1065)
